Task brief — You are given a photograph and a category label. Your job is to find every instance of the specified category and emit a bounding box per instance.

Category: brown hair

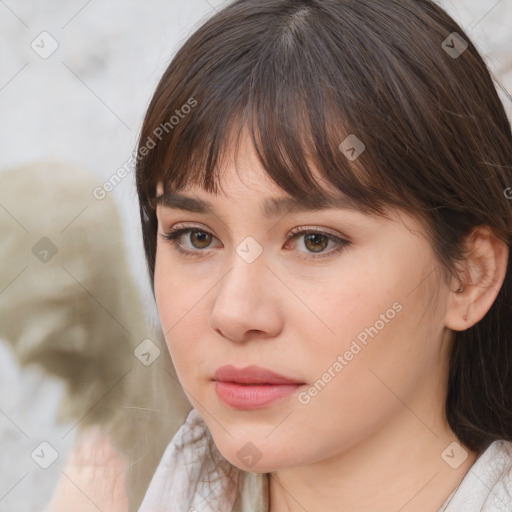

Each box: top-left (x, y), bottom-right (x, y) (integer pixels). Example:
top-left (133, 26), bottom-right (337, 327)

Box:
top-left (135, 0), bottom-right (512, 453)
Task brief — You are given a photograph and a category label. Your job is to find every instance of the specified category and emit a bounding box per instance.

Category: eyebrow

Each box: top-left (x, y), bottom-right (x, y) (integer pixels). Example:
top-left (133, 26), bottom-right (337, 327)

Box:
top-left (154, 191), bottom-right (360, 218)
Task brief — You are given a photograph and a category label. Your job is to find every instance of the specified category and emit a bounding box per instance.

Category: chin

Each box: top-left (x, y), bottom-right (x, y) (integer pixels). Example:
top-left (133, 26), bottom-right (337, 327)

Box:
top-left (223, 450), bottom-right (286, 474)
top-left (212, 435), bottom-right (298, 474)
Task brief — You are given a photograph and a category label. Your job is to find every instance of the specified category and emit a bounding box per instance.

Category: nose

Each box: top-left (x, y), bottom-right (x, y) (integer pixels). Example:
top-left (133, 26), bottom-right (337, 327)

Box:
top-left (208, 250), bottom-right (283, 343)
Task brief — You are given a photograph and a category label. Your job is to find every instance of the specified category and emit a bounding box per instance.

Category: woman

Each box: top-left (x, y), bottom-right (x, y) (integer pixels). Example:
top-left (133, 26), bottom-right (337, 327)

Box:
top-left (134, 0), bottom-right (512, 510)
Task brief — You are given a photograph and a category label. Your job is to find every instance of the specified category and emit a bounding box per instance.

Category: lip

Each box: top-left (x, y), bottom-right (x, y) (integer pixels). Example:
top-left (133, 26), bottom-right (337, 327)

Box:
top-left (212, 364), bottom-right (304, 385)
top-left (212, 365), bottom-right (306, 410)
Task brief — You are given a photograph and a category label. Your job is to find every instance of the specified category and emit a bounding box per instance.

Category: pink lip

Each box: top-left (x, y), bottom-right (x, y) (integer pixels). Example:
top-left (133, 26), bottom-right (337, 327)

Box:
top-left (212, 365), bottom-right (305, 410)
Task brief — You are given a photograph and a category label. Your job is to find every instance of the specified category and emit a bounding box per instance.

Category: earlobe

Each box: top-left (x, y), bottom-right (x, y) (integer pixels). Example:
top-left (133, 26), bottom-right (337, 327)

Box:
top-left (445, 226), bottom-right (509, 332)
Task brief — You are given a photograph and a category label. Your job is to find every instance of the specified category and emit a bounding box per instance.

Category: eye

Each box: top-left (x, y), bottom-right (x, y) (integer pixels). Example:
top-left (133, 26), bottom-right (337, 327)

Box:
top-left (159, 223), bottom-right (350, 260)
top-left (286, 226), bottom-right (350, 260)
top-left (160, 223), bottom-right (219, 258)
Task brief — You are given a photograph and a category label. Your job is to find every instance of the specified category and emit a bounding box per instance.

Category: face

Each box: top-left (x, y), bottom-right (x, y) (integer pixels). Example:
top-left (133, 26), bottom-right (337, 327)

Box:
top-left (153, 130), bottom-right (452, 473)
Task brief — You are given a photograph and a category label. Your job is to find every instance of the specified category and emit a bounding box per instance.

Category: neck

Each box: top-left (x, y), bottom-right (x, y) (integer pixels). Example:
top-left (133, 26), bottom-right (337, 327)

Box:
top-left (269, 411), bottom-right (477, 512)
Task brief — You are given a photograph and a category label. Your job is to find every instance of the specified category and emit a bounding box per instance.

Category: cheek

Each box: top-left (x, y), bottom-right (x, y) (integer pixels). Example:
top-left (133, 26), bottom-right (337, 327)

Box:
top-left (304, 282), bottom-right (442, 434)
top-left (153, 257), bottom-right (210, 382)
top-left (154, 250), bottom-right (203, 326)
top-left (291, 265), bottom-right (388, 359)
top-left (287, 300), bottom-right (417, 458)
top-left (294, 253), bottom-right (431, 406)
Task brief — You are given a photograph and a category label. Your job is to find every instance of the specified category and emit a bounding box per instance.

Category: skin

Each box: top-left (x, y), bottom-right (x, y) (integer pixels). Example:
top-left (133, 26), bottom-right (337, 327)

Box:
top-left (153, 128), bottom-right (508, 511)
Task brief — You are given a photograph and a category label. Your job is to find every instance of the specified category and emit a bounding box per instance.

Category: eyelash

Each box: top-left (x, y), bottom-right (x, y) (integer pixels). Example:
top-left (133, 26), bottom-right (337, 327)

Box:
top-left (159, 223), bottom-right (350, 261)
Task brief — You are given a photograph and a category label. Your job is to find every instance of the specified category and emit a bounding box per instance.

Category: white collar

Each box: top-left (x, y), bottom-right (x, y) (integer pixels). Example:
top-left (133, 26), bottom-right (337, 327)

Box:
top-left (438, 439), bottom-right (512, 511)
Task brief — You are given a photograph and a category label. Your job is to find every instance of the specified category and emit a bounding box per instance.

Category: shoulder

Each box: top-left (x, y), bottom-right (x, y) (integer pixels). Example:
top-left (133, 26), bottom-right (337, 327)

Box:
top-left (443, 440), bottom-right (512, 511)
top-left (481, 440), bottom-right (512, 504)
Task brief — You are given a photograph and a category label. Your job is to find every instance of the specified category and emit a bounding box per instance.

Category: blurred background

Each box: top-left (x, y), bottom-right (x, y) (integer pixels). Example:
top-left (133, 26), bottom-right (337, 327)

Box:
top-left (0, 0), bottom-right (510, 511)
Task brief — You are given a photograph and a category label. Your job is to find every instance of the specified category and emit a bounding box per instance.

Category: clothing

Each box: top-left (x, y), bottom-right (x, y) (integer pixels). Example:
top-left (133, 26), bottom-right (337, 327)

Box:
top-left (138, 408), bottom-right (268, 512)
top-left (138, 408), bottom-right (512, 511)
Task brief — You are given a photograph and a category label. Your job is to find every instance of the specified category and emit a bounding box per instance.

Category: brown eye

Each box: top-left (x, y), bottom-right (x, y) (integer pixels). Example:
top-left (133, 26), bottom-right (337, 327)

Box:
top-left (189, 230), bottom-right (212, 249)
top-left (287, 227), bottom-right (350, 261)
top-left (160, 226), bottom-right (219, 257)
top-left (161, 224), bottom-right (349, 261)
top-left (303, 233), bottom-right (329, 253)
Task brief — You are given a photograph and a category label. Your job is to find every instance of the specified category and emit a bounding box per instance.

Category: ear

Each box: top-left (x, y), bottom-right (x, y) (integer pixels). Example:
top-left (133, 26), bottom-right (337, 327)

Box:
top-left (445, 226), bottom-right (509, 331)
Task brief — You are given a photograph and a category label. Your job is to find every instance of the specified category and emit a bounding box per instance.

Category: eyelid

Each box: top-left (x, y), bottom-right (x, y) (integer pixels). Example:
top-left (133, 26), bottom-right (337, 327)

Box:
top-left (285, 226), bottom-right (350, 260)
top-left (159, 222), bottom-right (351, 260)
top-left (159, 221), bottom-right (348, 241)
top-left (160, 222), bottom-right (222, 248)
top-left (288, 224), bottom-right (346, 239)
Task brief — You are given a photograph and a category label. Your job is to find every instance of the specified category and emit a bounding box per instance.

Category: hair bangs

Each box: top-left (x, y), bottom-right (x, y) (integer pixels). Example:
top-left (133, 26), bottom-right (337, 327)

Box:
top-left (145, 31), bottom-right (398, 221)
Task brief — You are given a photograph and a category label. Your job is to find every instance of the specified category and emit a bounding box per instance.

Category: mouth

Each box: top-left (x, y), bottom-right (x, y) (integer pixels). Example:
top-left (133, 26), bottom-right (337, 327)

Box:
top-left (212, 364), bottom-right (306, 409)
